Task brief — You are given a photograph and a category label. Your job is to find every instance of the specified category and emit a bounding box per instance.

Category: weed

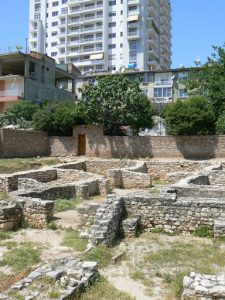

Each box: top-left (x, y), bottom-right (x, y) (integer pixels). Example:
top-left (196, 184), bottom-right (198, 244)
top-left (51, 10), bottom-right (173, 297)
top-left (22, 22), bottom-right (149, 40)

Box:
top-left (0, 231), bottom-right (12, 241)
top-left (152, 179), bottom-right (167, 186)
top-left (61, 228), bottom-right (87, 252)
top-left (0, 191), bottom-right (10, 200)
top-left (47, 221), bottom-right (59, 230)
top-left (8, 290), bottom-right (25, 300)
top-left (0, 242), bottom-right (40, 273)
top-left (0, 241), bottom-right (17, 249)
top-left (82, 245), bottom-right (113, 268)
top-left (49, 290), bottom-right (60, 299)
top-left (80, 277), bottom-right (135, 300)
top-left (193, 226), bottom-right (213, 238)
top-left (54, 197), bottom-right (82, 212)
top-left (150, 187), bottom-right (160, 194)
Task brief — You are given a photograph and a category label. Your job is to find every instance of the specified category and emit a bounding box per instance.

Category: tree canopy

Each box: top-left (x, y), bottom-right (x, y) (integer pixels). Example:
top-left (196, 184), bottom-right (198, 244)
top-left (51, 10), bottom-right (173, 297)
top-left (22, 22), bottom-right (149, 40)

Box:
top-left (184, 44), bottom-right (225, 116)
top-left (79, 74), bottom-right (154, 135)
top-left (164, 96), bottom-right (216, 135)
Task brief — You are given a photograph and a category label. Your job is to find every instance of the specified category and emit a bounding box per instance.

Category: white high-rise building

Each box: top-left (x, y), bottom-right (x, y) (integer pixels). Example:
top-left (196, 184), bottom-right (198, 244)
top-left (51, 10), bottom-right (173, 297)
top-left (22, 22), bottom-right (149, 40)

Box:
top-left (29, 0), bottom-right (172, 74)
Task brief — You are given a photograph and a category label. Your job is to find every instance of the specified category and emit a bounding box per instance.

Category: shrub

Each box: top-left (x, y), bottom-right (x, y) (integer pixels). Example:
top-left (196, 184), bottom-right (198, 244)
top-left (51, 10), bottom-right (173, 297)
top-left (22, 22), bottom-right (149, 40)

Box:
top-left (0, 100), bottom-right (38, 128)
top-left (193, 226), bottom-right (213, 238)
top-left (164, 96), bottom-right (216, 135)
top-left (216, 113), bottom-right (225, 134)
top-left (33, 101), bottom-right (85, 136)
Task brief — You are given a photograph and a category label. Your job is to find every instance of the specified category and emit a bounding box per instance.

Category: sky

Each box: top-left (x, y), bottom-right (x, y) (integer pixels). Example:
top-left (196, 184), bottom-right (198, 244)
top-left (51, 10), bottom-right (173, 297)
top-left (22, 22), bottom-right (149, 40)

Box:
top-left (0, 0), bottom-right (225, 68)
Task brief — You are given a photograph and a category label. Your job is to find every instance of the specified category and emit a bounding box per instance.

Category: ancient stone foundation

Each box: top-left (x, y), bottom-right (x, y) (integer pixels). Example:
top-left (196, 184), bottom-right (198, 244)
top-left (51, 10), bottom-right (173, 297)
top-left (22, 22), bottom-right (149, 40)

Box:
top-left (0, 257), bottom-right (99, 300)
top-left (182, 272), bottom-right (225, 300)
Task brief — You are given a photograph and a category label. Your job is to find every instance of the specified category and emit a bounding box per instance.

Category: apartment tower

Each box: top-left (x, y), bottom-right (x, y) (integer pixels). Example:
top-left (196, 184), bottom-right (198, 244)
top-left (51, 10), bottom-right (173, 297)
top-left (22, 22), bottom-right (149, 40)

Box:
top-left (29, 0), bottom-right (172, 74)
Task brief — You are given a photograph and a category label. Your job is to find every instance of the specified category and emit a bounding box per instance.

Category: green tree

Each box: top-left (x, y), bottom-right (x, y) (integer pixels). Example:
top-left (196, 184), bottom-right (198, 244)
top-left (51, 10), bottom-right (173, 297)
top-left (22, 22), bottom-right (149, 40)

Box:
top-left (0, 100), bottom-right (38, 128)
top-left (184, 44), bottom-right (225, 116)
top-left (79, 75), bottom-right (154, 135)
top-left (164, 96), bottom-right (216, 135)
top-left (33, 102), bottom-right (85, 136)
top-left (215, 113), bottom-right (225, 134)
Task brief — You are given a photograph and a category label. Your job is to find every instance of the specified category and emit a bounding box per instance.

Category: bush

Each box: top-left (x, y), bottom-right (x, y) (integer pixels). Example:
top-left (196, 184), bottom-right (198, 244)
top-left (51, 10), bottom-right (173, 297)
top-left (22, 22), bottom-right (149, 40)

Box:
top-left (0, 100), bottom-right (38, 128)
top-left (216, 113), bottom-right (225, 134)
top-left (33, 102), bottom-right (85, 136)
top-left (164, 96), bottom-right (216, 135)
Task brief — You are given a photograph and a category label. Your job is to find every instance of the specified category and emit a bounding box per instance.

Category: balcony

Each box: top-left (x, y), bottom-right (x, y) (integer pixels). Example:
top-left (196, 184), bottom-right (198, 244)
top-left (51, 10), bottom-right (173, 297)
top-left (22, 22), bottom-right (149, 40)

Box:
top-left (0, 89), bottom-right (23, 101)
top-left (127, 30), bottom-right (140, 40)
top-left (68, 0), bottom-right (95, 6)
top-left (70, 4), bottom-right (103, 15)
top-left (154, 80), bottom-right (172, 86)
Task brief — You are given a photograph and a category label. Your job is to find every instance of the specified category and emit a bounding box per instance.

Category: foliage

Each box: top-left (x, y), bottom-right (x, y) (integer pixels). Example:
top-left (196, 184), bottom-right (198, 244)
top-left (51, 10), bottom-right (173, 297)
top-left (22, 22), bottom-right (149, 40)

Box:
top-left (215, 113), bottom-right (225, 134)
top-left (80, 277), bottom-right (135, 300)
top-left (0, 231), bottom-right (12, 241)
top-left (54, 197), bottom-right (81, 212)
top-left (82, 245), bottom-right (113, 268)
top-left (0, 242), bottom-right (40, 273)
top-left (61, 228), bottom-right (87, 252)
top-left (33, 101), bottom-right (85, 136)
top-left (164, 96), bottom-right (216, 135)
top-left (79, 75), bottom-right (154, 135)
top-left (193, 226), bottom-right (213, 238)
top-left (184, 44), bottom-right (225, 116)
top-left (0, 100), bottom-right (38, 128)
top-left (47, 221), bottom-right (59, 230)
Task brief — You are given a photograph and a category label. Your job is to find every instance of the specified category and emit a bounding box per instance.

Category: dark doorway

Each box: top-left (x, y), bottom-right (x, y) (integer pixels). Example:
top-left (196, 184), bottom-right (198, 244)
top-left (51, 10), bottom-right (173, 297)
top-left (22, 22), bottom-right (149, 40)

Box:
top-left (78, 134), bottom-right (86, 155)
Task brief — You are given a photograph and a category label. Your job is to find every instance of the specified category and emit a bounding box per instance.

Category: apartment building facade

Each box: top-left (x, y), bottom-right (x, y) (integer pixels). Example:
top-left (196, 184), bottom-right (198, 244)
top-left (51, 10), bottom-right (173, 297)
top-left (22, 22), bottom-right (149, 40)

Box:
top-left (29, 0), bottom-right (172, 74)
top-left (0, 51), bottom-right (79, 112)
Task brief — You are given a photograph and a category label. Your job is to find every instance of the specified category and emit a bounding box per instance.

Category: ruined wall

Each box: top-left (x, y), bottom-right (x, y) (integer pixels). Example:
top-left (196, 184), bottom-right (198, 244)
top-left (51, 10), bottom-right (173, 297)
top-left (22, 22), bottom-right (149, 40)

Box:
top-left (123, 192), bottom-right (225, 233)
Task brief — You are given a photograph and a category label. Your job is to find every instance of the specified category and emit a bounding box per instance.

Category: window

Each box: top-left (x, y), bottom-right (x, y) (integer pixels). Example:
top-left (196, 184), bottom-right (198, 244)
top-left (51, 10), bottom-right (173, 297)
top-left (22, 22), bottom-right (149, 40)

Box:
top-left (61, 7), bottom-right (68, 14)
top-left (51, 42), bottom-right (57, 46)
top-left (108, 44), bottom-right (116, 49)
top-left (108, 54), bottom-right (116, 60)
top-left (52, 21), bottom-right (58, 26)
top-left (108, 33), bottom-right (116, 38)
top-left (52, 1), bottom-right (59, 7)
top-left (52, 11), bottom-right (58, 16)
top-left (178, 72), bottom-right (188, 81)
top-left (52, 31), bottom-right (58, 36)
top-left (109, 22), bottom-right (116, 28)
top-left (62, 0), bottom-right (68, 3)
top-left (60, 48), bottom-right (65, 54)
top-left (51, 52), bottom-right (57, 57)
top-left (109, 0), bottom-right (116, 5)
top-left (109, 12), bottom-right (116, 17)
top-left (34, 13), bottom-right (40, 19)
top-left (128, 5), bottom-right (138, 11)
top-left (34, 3), bottom-right (41, 12)
top-left (154, 87), bottom-right (172, 98)
top-left (179, 89), bottom-right (188, 98)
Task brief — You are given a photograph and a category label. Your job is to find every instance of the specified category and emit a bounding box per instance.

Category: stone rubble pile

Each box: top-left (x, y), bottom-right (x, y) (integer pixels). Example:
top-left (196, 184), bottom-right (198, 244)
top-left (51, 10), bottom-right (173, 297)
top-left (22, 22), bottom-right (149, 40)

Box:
top-left (182, 272), bottom-right (225, 299)
top-left (0, 257), bottom-right (99, 300)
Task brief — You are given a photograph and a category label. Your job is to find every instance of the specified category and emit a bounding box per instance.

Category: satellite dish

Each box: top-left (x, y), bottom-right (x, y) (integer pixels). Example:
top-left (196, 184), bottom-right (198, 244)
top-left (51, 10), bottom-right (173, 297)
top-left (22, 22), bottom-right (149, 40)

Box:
top-left (194, 56), bottom-right (201, 66)
top-left (179, 64), bottom-right (184, 68)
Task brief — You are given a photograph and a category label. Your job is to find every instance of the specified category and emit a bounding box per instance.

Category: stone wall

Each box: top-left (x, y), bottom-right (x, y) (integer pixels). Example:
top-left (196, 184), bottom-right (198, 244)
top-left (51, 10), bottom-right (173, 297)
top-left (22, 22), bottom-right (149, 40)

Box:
top-left (49, 136), bottom-right (76, 156)
top-left (89, 196), bottom-right (125, 245)
top-left (77, 202), bottom-right (100, 226)
top-left (123, 190), bottom-right (225, 233)
top-left (182, 272), bottom-right (225, 299)
top-left (0, 198), bottom-right (54, 230)
top-left (73, 125), bottom-right (225, 159)
top-left (0, 128), bottom-right (48, 158)
top-left (0, 168), bottom-right (57, 192)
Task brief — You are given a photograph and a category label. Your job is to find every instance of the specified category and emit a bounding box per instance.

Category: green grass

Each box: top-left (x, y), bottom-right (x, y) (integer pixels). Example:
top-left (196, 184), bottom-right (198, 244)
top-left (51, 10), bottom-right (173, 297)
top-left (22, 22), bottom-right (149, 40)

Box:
top-left (82, 245), bottom-right (113, 268)
top-left (0, 242), bottom-right (41, 273)
top-left (0, 158), bottom-right (61, 174)
top-left (0, 241), bottom-right (17, 249)
top-left (47, 221), bottom-right (59, 230)
top-left (0, 231), bottom-right (12, 240)
top-left (8, 290), bottom-right (25, 300)
top-left (80, 277), bottom-right (135, 300)
top-left (61, 228), bottom-right (87, 252)
top-left (54, 197), bottom-right (82, 212)
top-left (152, 179), bottom-right (167, 186)
top-left (143, 238), bottom-right (225, 298)
top-left (193, 225), bottom-right (213, 238)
